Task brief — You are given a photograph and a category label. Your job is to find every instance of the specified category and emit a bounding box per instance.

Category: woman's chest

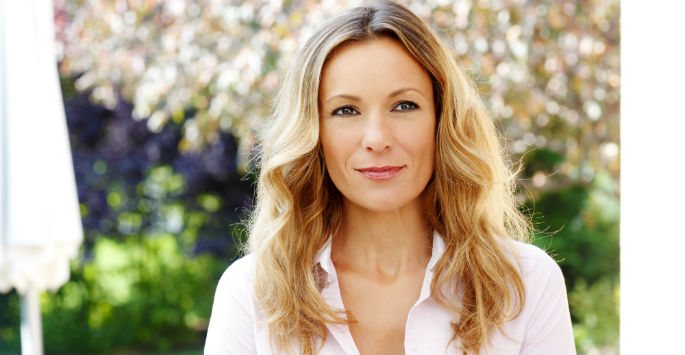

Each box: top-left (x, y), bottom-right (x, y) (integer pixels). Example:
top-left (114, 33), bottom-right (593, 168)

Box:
top-left (252, 285), bottom-right (526, 355)
top-left (337, 269), bottom-right (424, 354)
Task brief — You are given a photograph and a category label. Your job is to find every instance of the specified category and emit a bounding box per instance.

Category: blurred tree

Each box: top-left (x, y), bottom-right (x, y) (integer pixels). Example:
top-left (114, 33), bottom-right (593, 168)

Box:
top-left (62, 77), bottom-right (253, 257)
top-left (55, 0), bottom-right (619, 185)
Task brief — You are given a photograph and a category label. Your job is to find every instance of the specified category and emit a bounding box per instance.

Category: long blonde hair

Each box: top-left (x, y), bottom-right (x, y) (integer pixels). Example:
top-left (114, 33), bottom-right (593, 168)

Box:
top-left (247, 1), bottom-right (531, 353)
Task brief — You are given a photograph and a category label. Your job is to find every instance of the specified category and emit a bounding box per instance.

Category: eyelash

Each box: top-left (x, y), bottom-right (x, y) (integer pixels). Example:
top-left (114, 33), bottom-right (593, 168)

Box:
top-left (331, 105), bottom-right (359, 116)
top-left (330, 101), bottom-right (420, 116)
top-left (394, 101), bottom-right (419, 112)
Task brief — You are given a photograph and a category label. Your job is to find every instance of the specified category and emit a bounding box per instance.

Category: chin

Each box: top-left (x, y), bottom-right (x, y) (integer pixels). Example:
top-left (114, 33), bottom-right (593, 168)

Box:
top-left (346, 192), bottom-right (421, 213)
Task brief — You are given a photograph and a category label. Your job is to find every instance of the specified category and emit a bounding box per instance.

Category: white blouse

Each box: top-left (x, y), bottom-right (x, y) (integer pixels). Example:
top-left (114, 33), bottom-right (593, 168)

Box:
top-left (205, 233), bottom-right (576, 355)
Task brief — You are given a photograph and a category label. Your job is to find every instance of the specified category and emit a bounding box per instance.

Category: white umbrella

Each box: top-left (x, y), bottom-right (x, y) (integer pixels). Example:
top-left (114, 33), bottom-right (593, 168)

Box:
top-left (0, 0), bottom-right (84, 354)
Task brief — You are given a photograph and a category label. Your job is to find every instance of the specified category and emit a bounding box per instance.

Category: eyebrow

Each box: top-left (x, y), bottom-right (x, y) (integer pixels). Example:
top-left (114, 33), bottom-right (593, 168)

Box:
top-left (324, 87), bottom-right (426, 104)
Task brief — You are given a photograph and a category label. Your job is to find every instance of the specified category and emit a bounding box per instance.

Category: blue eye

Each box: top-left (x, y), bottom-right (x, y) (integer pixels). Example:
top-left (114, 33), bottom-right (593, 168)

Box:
top-left (393, 101), bottom-right (419, 111)
top-left (332, 105), bottom-right (359, 116)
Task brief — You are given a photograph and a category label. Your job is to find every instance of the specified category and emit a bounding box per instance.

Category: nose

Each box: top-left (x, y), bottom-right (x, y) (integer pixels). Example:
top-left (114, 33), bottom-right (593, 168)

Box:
top-left (361, 110), bottom-right (392, 152)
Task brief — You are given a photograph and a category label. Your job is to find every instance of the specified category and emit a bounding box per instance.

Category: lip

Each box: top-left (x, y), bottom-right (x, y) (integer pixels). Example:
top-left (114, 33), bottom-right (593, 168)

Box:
top-left (355, 165), bottom-right (405, 181)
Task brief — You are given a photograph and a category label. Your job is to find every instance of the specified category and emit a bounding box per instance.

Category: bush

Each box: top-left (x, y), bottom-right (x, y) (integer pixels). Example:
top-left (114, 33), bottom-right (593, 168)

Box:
top-left (39, 234), bottom-right (231, 354)
top-left (570, 278), bottom-right (620, 354)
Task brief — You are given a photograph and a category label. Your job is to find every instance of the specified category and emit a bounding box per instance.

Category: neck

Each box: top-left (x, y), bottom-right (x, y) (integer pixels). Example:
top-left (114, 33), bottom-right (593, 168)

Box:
top-left (331, 197), bottom-right (432, 281)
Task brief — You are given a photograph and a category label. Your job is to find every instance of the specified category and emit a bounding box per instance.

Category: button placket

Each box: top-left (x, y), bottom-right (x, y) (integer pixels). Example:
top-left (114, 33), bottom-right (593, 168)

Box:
top-left (320, 264), bottom-right (360, 355)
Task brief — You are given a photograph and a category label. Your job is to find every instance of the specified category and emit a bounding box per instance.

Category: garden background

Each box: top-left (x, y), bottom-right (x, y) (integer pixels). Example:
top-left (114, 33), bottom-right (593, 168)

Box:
top-left (0, 0), bottom-right (619, 354)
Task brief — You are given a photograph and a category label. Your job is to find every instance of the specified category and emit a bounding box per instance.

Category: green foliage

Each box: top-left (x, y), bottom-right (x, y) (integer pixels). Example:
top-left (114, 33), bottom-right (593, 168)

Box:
top-left (521, 148), bottom-right (565, 177)
top-left (38, 234), bottom-right (228, 354)
top-left (528, 171), bottom-right (619, 286)
top-left (570, 278), bottom-right (620, 354)
top-left (0, 291), bottom-right (20, 354)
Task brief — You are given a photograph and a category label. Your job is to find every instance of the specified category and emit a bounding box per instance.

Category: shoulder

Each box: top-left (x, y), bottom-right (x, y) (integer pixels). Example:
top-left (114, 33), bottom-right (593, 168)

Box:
top-left (205, 253), bottom-right (260, 354)
top-left (501, 241), bottom-right (576, 353)
top-left (503, 240), bottom-right (569, 307)
top-left (505, 240), bottom-right (564, 281)
top-left (222, 252), bottom-right (258, 279)
top-left (210, 252), bottom-right (259, 322)
top-left (216, 252), bottom-right (258, 293)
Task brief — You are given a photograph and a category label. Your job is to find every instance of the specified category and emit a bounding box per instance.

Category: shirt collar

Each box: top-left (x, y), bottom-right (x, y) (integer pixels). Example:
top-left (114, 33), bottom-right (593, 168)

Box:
top-left (315, 230), bottom-right (446, 283)
top-left (316, 236), bottom-right (336, 280)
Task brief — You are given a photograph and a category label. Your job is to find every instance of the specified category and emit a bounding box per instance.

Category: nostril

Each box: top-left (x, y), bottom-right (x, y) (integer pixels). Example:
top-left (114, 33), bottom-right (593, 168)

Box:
top-left (364, 143), bottom-right (391, 152)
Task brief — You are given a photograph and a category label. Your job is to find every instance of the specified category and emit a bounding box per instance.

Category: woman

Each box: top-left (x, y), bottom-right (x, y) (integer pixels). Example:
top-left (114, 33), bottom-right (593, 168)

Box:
top-left (205, 1), bottom-right (575, 354)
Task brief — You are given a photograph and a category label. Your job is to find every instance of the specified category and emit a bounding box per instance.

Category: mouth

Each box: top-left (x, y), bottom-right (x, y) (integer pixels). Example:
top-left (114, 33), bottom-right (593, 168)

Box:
top-left (355, 166), bottom-right (405, 180)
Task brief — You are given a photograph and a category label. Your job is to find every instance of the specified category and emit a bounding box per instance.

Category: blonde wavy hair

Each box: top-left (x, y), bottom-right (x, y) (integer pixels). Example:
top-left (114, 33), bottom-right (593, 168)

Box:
top-left (247, 1), bottom-right (531, 354)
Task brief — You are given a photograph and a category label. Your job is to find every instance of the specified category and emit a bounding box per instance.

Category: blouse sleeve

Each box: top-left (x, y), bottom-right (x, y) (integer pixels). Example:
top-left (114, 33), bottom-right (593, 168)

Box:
top-left (204, 256), bottom-right (258, 355)
top-left (519, 247), bottom-right (577, 355)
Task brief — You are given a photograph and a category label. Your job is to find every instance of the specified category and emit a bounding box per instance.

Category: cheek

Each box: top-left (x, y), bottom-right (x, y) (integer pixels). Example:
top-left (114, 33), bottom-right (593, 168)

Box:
top-left (412, 133), bottom-right (437, 184)
top-left (320, 128), bottom-right (351, 175)
top-left (403, 122), bottom-right (436, 165)
top-left (321, 119), bottom-right (364, 151)
top-left (417, 136), bottom-right (436, 172)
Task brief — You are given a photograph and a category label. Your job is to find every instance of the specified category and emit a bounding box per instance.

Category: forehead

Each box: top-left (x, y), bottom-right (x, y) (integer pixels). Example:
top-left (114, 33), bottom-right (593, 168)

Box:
top-left (319, 37), bottom-right (432, 99)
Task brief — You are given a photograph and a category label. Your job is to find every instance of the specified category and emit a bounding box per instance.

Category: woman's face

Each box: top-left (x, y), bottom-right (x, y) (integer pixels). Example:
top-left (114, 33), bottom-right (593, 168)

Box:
top-left (319, 36), bottom-right (436, 213)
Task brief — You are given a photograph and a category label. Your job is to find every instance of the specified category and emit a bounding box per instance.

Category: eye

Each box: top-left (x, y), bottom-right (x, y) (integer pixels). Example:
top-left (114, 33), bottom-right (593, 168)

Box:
top-left (331, 105), bottom-right (359, 116)
top-left (392, 101), bottom-right (419, 112)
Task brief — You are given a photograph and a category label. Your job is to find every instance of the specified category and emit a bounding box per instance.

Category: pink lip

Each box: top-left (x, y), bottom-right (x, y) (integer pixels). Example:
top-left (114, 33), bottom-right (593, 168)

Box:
top-left (355, 166), bottom-right (405, 180)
